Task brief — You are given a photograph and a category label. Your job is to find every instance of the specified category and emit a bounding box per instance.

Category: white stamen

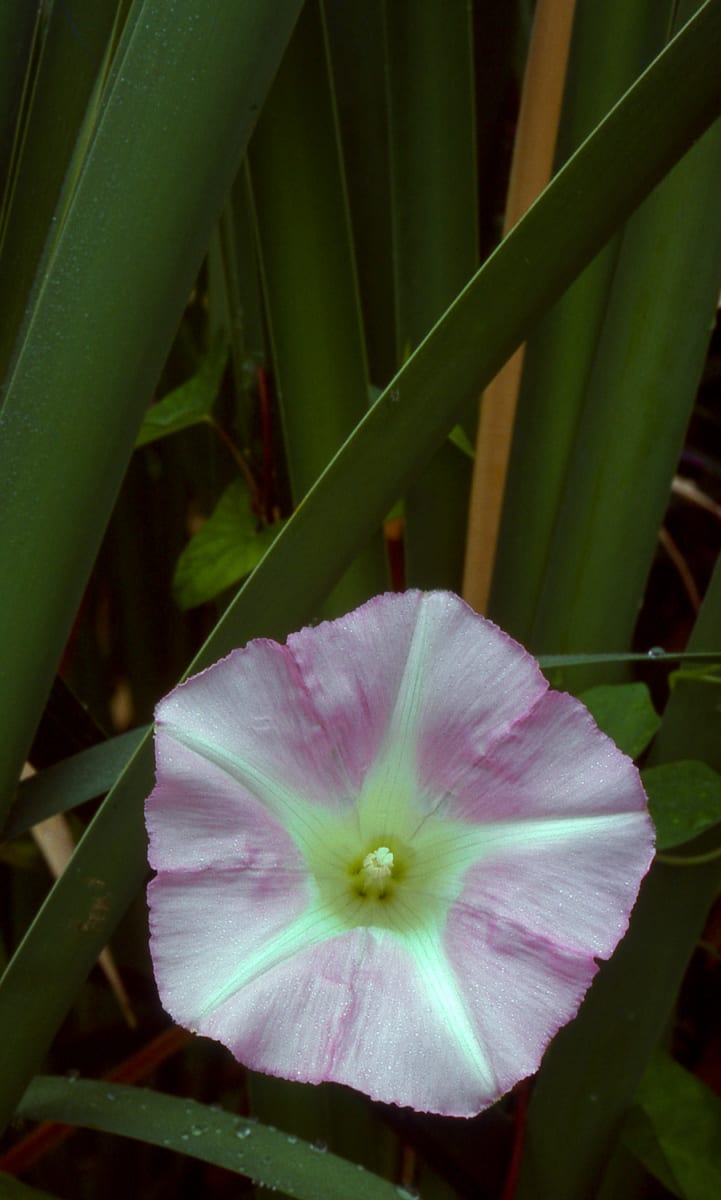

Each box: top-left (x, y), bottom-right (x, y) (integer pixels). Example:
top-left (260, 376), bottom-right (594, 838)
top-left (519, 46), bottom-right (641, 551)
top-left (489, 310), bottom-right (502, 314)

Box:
top-left (361, 846), bottom-right (394, 885)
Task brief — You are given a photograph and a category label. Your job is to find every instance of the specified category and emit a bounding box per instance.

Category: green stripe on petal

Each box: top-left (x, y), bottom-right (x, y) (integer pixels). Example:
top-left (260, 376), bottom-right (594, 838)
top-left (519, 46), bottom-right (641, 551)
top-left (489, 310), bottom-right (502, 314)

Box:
top-left (164, 722), bottom-right (333, 856)
top-left (401, 925), bottom-right (497, 1097)
top-left (382, 594), bottom-right (432, 775)
top-left (198, 899), bottom-right (351, 1021)
top-left (428, 811), bottom-right (652, 867)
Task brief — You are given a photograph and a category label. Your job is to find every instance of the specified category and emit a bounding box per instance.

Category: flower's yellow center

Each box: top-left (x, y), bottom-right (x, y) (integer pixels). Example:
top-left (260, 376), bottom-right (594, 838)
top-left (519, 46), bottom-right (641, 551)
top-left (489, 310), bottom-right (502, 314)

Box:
top-left (301, 754), bottom-right (481, 932)
top-left (360, 845), bottom-right (394, 893)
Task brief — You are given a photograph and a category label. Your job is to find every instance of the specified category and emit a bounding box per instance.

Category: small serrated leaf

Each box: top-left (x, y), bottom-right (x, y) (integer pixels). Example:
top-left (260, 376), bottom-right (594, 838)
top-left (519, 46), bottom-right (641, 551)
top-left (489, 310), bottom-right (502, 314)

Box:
top-left (642, 760), bottom-right (721, 850)
top-left (135, 339), bottom-right (228, 448)
top-left (173, 480), bottom-right (283, 610)
top-left (578, 682), bottom-right (660, 758)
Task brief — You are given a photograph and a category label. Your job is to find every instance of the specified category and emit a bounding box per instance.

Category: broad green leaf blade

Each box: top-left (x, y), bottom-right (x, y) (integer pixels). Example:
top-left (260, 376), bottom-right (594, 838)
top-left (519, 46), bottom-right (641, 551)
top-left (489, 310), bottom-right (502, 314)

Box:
top-left (387, 0), bottom-right (477, 590)
top-left (15, 1078), bottom-right (401, 1200)
top-left (324, 0), bottom-right (396, 387)
top-left (625, 1053), bottom-right (721, 1200)
top-left (135, 340), bottom-right (228, 448)
top-left (0, 1), bottom-right (124, 376)
top-left (490, 0), bottom-right (673, 644)
top-left (519, 0), bottom-right (721, 689)
top-left (207, 175), bottom-right (267, 454)
top-left (642, 760), bottom-right (721, 850)
top-left (248, 0), bottom-right (388, 613)
top-left (172, 480), bottom-right (283, 610)
top-left (2, 0), bottom-right (721, 1133)
top-left (386, 0), bottom-right (477, 363)
top-left (579, 683), bottom-right (660, 759)
top-left (530, 89), bottom-right (721, 672)
top-left (0, 3), bottom-right (41, 225)
top-left (2, 729), bottom-right (147, 842)
top-left (0, 0), bottom-right (304, 824)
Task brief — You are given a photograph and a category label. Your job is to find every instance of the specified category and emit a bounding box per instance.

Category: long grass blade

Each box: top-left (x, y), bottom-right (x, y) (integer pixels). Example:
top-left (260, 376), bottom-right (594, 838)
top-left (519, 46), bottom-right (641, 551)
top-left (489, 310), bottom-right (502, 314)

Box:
top-left (0, 0), bottom-right (304, 823)
top-left (248, 0), bottom-right (387, 612)
top-left (489, 0), bottom-right (675, 643)
top-left (15, 1078), bottom-right (401, 1200)
top-left (462, 0), bottom-right (576, 611)
top-left (387, 0), bottom-right (478, 590)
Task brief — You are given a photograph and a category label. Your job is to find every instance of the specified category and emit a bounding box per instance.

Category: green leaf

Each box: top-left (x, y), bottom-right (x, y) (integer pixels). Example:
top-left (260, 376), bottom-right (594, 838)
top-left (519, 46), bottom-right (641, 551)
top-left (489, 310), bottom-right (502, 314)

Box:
top-left (625, 1053), bottom-right (721, 1200)
top-left (15, 1078), bottom-right (401, 1200)
top-left (135, 339), bottom-right (228, 448)
top-left (172, 480), bottom-right (283, 611)
top-left (578, 682), bottom-right (660, 758)
top-left (491, 0), bottom-right (672, 647)
top-left (2, 728), bottom-right (148, 843)
top-left (642, 760), bottom-right (721, 850)
top-left (248, 0), bottom-right (388, 615)
top-left (324, 0), bottom-right (396, 385)
top-left (0, 0), bottom-right (304, 824)
top-left (0, 2), bottom-right (126, 377)
top-left (386, 0), bottom-right (477, 591)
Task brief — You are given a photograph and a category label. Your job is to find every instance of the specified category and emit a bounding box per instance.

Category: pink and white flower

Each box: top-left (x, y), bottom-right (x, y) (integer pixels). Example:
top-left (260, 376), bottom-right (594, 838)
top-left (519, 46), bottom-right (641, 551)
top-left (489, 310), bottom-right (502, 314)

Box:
top-left (145, 591), bottom-right (654, 1117)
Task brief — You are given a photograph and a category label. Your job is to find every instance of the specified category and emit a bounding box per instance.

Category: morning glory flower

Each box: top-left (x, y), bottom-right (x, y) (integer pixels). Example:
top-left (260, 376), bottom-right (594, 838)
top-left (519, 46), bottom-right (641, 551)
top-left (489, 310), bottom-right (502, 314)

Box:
top-left (145, 591), bottom-right (654, 1117)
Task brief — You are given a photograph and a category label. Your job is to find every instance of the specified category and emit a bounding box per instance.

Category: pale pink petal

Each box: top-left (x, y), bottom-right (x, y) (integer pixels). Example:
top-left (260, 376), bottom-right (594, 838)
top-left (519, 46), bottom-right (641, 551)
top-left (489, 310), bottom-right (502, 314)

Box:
top-left (289, 591), bottom-right (547, 797)
top-left (198, 926), bottom-right (495, 1116)
top-left (284, 592), bottom-right (423, 792)
top-left (147, 865), bottom-right (312, 1027)
top-left (155, 638), bottom-right (350, 810)
top-left (406, 594), bottom-right (548, 796)
top-left (442, 903), bottom-right (598, 1102)
top-left (146, 737), bottom-right (305, 873)
top-left (444, 689), bottom-right (650, 823)
top-left (454, 811), bottom-right (653, 960)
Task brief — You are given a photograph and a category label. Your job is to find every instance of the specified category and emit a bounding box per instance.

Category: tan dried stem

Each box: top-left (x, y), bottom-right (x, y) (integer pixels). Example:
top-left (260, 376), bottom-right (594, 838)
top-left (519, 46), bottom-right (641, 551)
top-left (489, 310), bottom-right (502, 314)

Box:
top-left (462, 0), bottom-right (577, 613)
top-left (23, 763), bottom-right (137, 1030)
